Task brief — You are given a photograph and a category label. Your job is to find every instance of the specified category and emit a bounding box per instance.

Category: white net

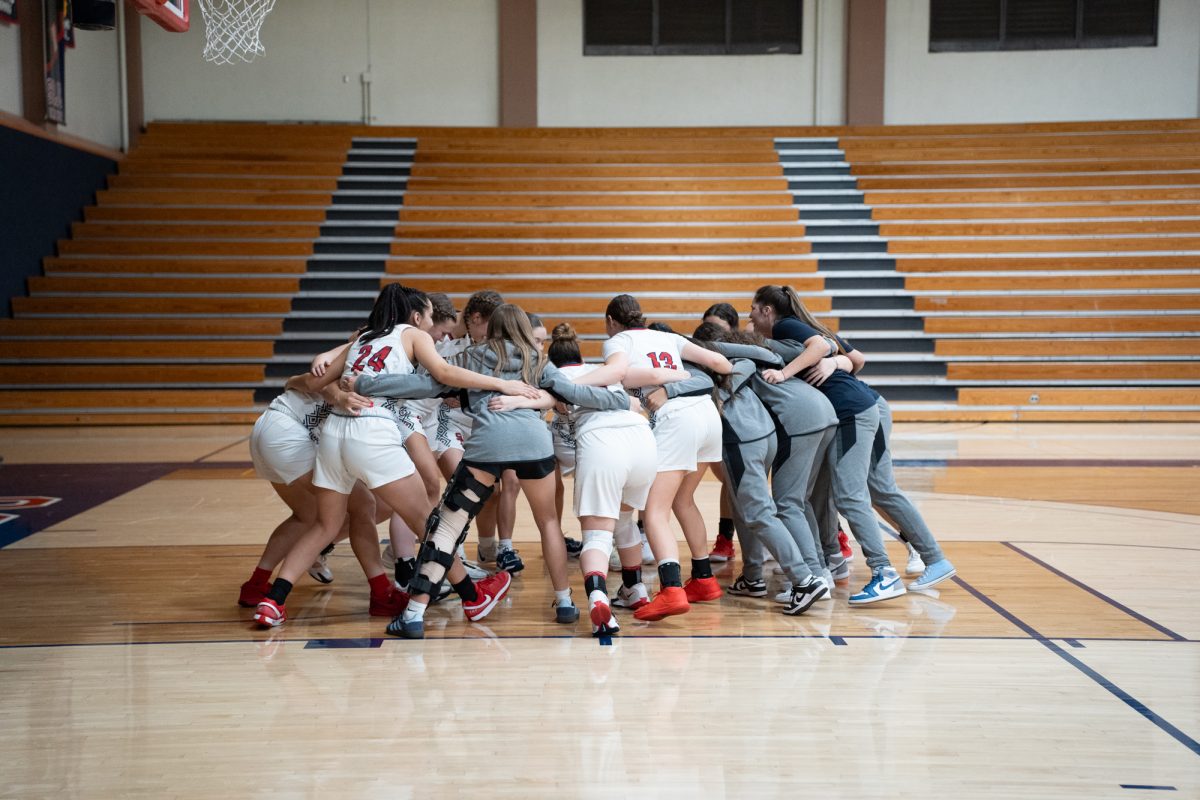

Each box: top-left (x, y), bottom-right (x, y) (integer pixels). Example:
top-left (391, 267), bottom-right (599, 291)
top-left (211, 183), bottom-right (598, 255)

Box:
top-left (197, 0), bottom-right (277, 65)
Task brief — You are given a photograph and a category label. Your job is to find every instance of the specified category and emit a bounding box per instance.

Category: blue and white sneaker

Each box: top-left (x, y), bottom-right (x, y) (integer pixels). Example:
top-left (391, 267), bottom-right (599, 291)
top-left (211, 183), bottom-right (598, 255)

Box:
top-left (496, 548), bottom-right (525, 574)
top-left (386, 614), bottom-right (425, 639)
top-left (848, 566), bottom-right (906, 605)
top-left (828, 554), bottom-right (851, 584)
top-left (908, 559), bottom-right (956, 592)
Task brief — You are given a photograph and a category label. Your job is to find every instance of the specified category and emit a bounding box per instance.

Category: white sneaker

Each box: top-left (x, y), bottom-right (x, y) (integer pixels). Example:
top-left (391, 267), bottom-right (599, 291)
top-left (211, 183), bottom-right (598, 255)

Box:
top-left (611, 582), bottom-right (650, 610)
top-left (813, 575), bottom-right (832, 601)
top-left (307, 553), bottom-right (333, 584)
top-left (905, 543), bottom-right (925, 576)
top-left (849, 566), bottom-right (907, 605)
top-left (457, 544), bottom-right (490, 580)
top-left (640, 536), bottom-right (654, 565)
top-left (773, 581), bottom-right (793, 604)
top-left (609, 549), bottom-right (622, 571)
top-left (477, 536), bottom-right (497, 564)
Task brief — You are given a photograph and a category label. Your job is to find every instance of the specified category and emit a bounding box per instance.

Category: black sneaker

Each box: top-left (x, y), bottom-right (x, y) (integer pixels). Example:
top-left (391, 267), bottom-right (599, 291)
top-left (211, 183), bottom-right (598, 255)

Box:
top-left (564, 537), bottom-right (583, 558)
top-left (727, 575), bottom-right (768, 598)
top-left (554, 600), bottom-right (580, 624)
top-left (782, 577), bottom-right (829, 616)
top-left (496, 548), bottom-right (525, 574)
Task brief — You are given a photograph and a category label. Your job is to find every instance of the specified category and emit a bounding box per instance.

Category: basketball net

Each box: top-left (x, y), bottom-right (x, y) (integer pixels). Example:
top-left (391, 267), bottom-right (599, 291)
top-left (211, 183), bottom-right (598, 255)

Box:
top-left (197, 0), bottom-right (277, 64)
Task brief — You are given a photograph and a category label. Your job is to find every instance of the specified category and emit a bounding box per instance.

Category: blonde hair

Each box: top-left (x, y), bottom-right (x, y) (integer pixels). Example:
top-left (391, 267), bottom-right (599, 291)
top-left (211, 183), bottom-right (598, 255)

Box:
top-left (485, 303), bottom-right (546, 386)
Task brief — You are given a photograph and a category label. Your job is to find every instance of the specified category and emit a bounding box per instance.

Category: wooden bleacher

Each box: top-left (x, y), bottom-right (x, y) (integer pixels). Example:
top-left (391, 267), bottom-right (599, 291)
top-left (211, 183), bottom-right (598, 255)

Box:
top-left (1, 119), bottom-right (1197, 423)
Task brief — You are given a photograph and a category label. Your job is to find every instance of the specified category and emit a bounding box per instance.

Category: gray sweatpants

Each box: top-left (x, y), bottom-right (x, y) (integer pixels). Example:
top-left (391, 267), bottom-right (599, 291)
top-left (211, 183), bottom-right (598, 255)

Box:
top-left (826, 404), bottom-right (893, 570)
top-left (771, 426), bottom-right (835, 576)
top-left (725, 435), bottom-right (813, 586)
top-left (869, 396), bottom-right (945, 564)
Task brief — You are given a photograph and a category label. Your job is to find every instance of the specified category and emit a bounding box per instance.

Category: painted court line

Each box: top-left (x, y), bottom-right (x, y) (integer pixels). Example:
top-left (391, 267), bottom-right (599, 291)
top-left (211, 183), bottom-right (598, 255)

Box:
top-left (951, 576), bottom-right (1200, 759)
top-left (1003, 542), bottom-right (1187, 641)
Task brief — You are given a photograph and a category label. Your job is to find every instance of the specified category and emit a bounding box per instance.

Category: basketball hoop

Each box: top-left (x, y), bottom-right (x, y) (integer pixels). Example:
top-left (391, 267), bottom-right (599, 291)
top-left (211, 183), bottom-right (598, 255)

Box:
top-left (197, 0), bottom-right (277, 64)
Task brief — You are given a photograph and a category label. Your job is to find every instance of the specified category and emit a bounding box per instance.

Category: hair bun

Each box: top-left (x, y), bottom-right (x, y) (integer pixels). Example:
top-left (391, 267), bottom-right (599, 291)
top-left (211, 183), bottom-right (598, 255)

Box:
top-left (551, 322), bottom-right (577, 343)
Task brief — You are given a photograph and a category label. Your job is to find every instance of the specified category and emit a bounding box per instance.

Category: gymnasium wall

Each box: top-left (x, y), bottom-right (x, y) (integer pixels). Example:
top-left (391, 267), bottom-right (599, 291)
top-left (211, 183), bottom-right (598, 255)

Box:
top-left (884, 0), bottom-right (1200, 124)
top-left (140, 0), bottom-right (499, 126)
top-left (0, 23), bottom-right (19, 116)
top-left (537, 0), bottom-right (846, 126)
top-left (61, 28), bottom-right (123, 150)
top-left (0, 124), bottom-right (114, 315)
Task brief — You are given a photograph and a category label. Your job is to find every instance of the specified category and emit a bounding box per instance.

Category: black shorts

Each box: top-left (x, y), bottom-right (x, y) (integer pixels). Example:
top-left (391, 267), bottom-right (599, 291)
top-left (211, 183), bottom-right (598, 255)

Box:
top-left (462, 456), bottom-right (556, 481)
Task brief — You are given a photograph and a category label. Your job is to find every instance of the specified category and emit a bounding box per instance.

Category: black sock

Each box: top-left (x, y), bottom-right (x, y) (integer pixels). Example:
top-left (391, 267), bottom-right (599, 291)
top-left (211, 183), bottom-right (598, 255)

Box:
top-left (691, 557), bottom-right (713, 580)
top-left (319, 542), bottom-right (336, 557)
top-left (266, 578), bottom-right (293, 604)
top-left (718, 517), bottom-right (734, 541)
top-left (395, 558), bottom-right (415, 588)
top-left (622, 567), bottom-right (642, 588)
top-left (658, 561), bottom-right (682, 588)
top-left (453, 576), bottom-right (478, 603)
top-left (584, 573), bottom-right (607, 596)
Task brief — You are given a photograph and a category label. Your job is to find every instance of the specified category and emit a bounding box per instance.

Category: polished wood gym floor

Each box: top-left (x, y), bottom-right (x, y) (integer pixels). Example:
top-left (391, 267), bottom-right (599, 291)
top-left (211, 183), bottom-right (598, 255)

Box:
top-left (1, 423), bottom-right (1197, 798)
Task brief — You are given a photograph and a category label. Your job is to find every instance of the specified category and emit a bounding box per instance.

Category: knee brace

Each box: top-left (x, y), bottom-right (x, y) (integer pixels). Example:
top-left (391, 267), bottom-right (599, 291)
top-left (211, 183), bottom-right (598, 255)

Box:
top-left (409, 464), bottom-right (495, 597)
top-left (580, 529), bottom-right (614, 561)
top-left (614, 510), bottom-right (640, 550)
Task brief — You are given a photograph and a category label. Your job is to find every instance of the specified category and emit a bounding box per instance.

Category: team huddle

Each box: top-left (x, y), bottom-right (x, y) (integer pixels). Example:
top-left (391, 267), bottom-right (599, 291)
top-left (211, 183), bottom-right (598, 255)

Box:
top-left (241, 284), bottom-right (957, 639)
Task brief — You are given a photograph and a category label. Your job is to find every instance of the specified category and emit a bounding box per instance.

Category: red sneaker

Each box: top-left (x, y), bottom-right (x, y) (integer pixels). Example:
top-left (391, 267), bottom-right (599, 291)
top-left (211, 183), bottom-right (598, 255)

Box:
top-left (708, 536), bottom-right (735, 563)
top-left (253, 598), bottom-right (286, 628)
top-left (463, 571), bottom-right (512, 622)
top-left (684, 576), bottom-right (723, 603)
top-left (370, 587), bottom-right (410, 617)
top-left (839, 528), bottom-right (854, 561)
top-left (238, 580), bottom-right (271, 608)
top-left (633, 586), bottom-right (690, 621)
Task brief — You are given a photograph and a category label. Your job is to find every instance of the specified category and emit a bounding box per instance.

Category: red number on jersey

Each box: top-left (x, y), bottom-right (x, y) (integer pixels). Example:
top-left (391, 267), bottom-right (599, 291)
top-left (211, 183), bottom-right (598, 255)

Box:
top-left (367, 346), bottom-right (392, 372)
top-left (647, 351), bottom-right (676, 369)
top-left (350, 345), bottom-right (393, 373)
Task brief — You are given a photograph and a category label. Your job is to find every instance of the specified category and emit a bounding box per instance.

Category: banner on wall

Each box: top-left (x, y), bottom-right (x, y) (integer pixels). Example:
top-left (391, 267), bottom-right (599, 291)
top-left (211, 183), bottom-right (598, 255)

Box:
top-left (44, 0), bottom-right (73, 123)
top-left (0, 0), bottom-right (16, 24)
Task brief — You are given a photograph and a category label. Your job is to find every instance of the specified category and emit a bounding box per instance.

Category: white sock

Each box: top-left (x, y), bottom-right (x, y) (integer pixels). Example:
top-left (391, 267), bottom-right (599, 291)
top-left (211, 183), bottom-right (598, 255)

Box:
top-left (403, 599), bottom-right (428, 622)
top-left (589, 589), bottom-right (608, 607)
top-left (498, 539), bottom-right (514, 553)
top-left (554, 588), bottom-right (572, 606)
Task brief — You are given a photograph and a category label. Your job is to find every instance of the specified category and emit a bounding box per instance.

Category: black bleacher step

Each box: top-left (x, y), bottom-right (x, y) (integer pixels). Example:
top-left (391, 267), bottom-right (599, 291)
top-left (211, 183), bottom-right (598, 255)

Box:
top-left (774, 140), bottom-right (840, 150)
top-left (776, 153), bottom-right (843, 163)
top-left (846, 337), bottom-right (935, 354)
top-left (284, 317), bottom-right (366, 334)
top-left (346, 152), bottom-right (415, 163)
top-left (823, 276), bottom-right (904, 291)
top-left (859, 362), bottom-right (947, 378)
top-left (812, 240), bottom-right (887, 254)
top-left (305, 257), bottom-right (387, 271)
top-left (874, 385), bottom-right (959, 403)
top-left (799, 208), bottom-right (872, 220)
top-left (319, 224), bottom-right (395, 237)
top-left (833, 296), bottom-right (914, 311)
top-left (273, 337), bottom-right (349, 356)
top-left (333, 193), bottom-right (406, 205)
top-left (336, 179), bottom-right (409, 191)
top-left (314, 241), bottom-right (391, 255)
top-left (818, 257), bottom-right (896, 270)
top-left (300, 277), bottom-right (381, 292)
top-left (783, 166), bottom-right (852, 176)
top-left (786, 179), bottom-right (858, 190)
top-left (805, 223), bottom-right (879, 236)
top-left (325, 209), bottom-right (402, 222)
top-left (343, 165), bottom-right (412, 177)
top-left (353, 139), bottom-right (417, 149)
top-left (291, 297), bottom-right (376, 313)
top-left (837, 316), bottom-right (924, 331)
top-left (791, 193), bottom-right (863, 205)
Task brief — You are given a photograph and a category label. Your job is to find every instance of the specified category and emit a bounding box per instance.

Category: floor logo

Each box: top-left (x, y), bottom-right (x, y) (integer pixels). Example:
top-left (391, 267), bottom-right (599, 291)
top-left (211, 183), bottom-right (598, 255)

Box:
top-left (0, 497), bottom-right (61, 524)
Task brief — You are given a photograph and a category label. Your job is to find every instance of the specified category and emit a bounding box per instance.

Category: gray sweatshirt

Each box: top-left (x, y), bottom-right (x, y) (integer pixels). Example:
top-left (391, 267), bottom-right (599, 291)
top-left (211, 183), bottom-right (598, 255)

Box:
top-left (711, 341), bottom-right (838, 435)
top-left (355, 341), bottom-right (631, 464)
top-left (663, 359), bottom-right (774, 445)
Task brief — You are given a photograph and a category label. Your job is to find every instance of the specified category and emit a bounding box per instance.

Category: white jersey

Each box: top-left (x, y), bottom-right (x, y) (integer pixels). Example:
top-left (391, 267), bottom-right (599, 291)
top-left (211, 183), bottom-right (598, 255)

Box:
top-left (555, 363), bottom-right (648, 440)
top-left (342, 324), bottom-right (416, 427)
top-left (405, 336), bottom-right (457, 421)
top-left (267, 388), bottom-right (329, 443)
top-left (602, 328), bottom-right (708, 426)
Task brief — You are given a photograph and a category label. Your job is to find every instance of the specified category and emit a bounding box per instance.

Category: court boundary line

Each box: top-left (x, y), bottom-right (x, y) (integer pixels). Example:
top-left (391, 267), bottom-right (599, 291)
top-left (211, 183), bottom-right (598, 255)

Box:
top-left (950, 575), bottom-right (1200, 759)
top-left (1002, 541), bottom-right (1188, 641)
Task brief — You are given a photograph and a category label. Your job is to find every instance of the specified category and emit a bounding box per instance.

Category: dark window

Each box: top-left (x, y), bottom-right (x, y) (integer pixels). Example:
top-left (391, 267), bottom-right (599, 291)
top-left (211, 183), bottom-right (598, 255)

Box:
top-left (584, 0), bottom-right (803, 56)
top-left (929, 0), bottom-right (1157, 51)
